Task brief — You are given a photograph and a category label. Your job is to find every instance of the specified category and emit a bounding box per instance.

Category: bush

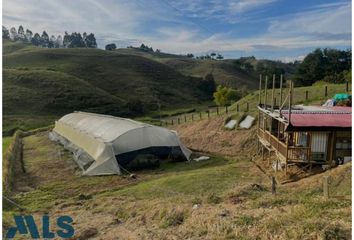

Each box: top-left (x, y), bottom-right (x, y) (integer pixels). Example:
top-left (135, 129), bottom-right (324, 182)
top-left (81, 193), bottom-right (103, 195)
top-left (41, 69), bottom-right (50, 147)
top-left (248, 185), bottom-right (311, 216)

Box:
top-left (213, 85), bottom-right (241, 106)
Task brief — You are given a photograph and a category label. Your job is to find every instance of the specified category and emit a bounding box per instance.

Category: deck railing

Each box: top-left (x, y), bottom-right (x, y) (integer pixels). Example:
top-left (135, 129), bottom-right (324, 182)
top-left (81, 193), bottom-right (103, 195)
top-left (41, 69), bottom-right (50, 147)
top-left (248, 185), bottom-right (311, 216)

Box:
top-left (258, 129), bottom-right (310, 162)
top-left (288, 146), bottom-right (310, 161)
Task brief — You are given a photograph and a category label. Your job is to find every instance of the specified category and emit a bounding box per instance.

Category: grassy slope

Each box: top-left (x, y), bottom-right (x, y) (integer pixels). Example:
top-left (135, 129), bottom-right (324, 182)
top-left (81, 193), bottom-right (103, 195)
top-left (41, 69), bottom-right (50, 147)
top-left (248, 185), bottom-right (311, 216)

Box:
top-left (3, 41), bottom-right (212, 134)
top-left (116, 48), bottom-right (259, 89)
top-left (3, 133), bottom-right (351, 239)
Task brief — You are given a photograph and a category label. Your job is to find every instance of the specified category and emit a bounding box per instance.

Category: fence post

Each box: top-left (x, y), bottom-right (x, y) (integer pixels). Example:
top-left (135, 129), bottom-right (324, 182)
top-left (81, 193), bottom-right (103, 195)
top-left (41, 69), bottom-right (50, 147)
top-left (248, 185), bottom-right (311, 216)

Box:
top-left (246, 102), bottom-right (249, 112)
top-left (217, 107), bottom-right (219, 115)
top-left (305, 90), bottom-right (308, 100)
top-left (237, 104), bottom-right (239, 112)
top-left (325, 86), bottom-right (328, 97)
top-left (274, 98), bottom-right (276, 107)
top-left (171, 119), bottom-right (174, 125)
top-left (207, 111), bottom-right (210, 119)
top-left (184, 115), bottom-right (187, 123)
top-left (192, 114), bottom-right (194, 121)
top-left (271, 176), bottom-right (276, 195)
top-left (323, 176), bottom-right (329, 199)
top-left (199, 112), bottom-right (202, 120)
top-left (346, 81), bottom-right (349, 92)
top-left (226, 106), bottom-right (228, 114)
top-left (178, 118), bottom-right (180, 124)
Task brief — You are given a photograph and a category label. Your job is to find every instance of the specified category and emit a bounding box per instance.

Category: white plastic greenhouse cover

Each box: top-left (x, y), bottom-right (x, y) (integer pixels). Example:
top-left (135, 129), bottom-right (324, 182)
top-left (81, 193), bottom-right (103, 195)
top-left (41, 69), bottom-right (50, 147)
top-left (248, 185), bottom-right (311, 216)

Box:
top-left (51, 112), bottom-right (192, 175)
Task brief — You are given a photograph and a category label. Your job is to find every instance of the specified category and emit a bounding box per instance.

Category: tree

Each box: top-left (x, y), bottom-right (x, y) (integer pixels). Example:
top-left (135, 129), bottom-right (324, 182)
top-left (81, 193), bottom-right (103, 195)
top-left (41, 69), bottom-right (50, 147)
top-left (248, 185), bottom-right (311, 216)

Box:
top-left (49, 35), bottom-right (56, 48)
top-left (186, 53), bottom-right (194, 58)
top-left (67, 32), bottom-right (85, 48)
top-left (84, 33), bottom-right (97, 48)
top-left (10, 27), bottom-right (18, 40)
top-left (197, 73), bottom-right (216, 96)
top-left (105, 43), bottom-right (117, 51)
top-left (2, 26), bottom-right (10, 39)
top-left (216, 54), bottom-right (224, 60)
top-left (210, 52), bottom-right (216, 59)
top-left (213, 85), bottom-right (240, 106)
top-left (17, 25), bottom-right (25, 40)
top-left (295, 48), bottom-right (351, 85)
top-left (55, 35), bottom-right (62, 48)
top-left (41, 31), bottom-right (49, 47)
top-left (25, 29), bottom-right (33, 42)
top-left (31, 33), bottom-right (41, 46)
top-left (63, 32), bottom-right (70, 47)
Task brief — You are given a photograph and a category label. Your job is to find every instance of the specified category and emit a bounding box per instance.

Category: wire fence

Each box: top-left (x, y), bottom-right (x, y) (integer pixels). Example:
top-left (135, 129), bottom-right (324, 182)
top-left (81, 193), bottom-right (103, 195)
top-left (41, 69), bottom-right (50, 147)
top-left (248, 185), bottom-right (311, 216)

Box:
top-left (157, 82), bottom-right (351, 127)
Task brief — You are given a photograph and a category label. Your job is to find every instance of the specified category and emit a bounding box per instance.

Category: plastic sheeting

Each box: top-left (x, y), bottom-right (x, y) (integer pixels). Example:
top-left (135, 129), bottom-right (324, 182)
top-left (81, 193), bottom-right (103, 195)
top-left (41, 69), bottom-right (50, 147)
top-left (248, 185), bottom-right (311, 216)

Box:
top-left (225, 120), bottom-right (237, 129)
top-left (51, 112), bottom-right (192, 175)
top-left (239, 115), bottom-right (255, 129)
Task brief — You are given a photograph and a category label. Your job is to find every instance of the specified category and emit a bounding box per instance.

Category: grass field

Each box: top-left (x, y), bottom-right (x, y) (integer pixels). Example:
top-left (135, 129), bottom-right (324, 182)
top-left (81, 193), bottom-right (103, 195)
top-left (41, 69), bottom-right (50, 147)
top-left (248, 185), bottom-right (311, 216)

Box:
top-left (2, 137), bottom-right (13, 155)
top-left (3, 130), bottom-right (351, 239)
top-left (3, 40), bottom-right (215, 135)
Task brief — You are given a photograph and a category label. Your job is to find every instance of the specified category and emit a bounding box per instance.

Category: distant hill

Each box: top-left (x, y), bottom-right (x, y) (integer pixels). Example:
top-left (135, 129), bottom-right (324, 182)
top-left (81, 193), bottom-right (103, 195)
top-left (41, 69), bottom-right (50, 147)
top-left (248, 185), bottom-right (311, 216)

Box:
top-left (3, 40), bottom-right (212, 134)
top-left (3, 40), bottom-right (297, 134)
top-left (114, 48), bottom-right (298, 90)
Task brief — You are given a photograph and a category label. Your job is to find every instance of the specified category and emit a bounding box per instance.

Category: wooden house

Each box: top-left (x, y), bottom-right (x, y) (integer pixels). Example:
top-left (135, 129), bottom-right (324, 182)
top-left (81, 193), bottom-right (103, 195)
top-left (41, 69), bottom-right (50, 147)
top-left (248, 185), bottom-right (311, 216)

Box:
top-left (257, 75), bottom-right (351, 173)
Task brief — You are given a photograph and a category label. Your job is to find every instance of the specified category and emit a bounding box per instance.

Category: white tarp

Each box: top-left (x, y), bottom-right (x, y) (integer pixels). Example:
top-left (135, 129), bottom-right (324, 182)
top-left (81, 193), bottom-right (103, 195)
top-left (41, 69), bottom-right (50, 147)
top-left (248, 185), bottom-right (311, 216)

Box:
top-left (225, 120), bottom-right (237, 129)
top-left (239, 115), bottom-right (255, 129)
top-left (51, 112), bottom-right (192, 175)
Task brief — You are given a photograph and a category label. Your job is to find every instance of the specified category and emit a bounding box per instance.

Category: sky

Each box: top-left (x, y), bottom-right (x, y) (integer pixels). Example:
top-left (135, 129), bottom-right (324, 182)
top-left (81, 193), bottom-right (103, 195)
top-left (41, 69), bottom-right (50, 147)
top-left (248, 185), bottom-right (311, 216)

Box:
top-left (2, 0), bottom-right (352, 61)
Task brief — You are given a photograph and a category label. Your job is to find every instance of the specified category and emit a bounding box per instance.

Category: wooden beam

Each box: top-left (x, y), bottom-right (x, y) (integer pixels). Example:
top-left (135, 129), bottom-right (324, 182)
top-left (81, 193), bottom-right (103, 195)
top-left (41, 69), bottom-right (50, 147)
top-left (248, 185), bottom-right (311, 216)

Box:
top-left (271, 74), bottom-right (275, 111)
top-left (264, 76), bottom-right (268, 109)
top-left (259, 74), bottom-right (262, 105)
top-left (279, 74), bottom-right (283, 105)
top-left (288, 80), bottom-right (293, 124)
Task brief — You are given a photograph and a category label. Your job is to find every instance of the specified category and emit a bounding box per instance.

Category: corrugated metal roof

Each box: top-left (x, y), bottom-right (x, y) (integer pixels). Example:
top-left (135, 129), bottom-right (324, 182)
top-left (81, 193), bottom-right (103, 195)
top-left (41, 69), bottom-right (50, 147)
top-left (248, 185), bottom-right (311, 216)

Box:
top-left (282, 106), bottom-right (352, 128)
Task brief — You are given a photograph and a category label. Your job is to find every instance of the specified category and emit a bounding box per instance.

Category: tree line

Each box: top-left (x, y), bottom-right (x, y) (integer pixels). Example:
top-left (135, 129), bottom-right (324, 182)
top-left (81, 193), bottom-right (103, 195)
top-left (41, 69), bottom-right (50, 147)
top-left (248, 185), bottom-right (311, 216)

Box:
top-left (3, 25), bottom-right (97, 48)
top-left (294, 48), bottom-right (351, 86)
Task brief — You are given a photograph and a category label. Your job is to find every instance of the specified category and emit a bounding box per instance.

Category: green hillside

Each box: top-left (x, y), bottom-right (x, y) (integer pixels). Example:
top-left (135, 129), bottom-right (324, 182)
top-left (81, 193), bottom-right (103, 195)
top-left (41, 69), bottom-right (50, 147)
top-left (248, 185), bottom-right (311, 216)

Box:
top-left (3, 40), bottom-right (214, 134)
top-left (115, 48), bottom-right (298, 90)
top-left (116, 48), bottom-right (258, 89)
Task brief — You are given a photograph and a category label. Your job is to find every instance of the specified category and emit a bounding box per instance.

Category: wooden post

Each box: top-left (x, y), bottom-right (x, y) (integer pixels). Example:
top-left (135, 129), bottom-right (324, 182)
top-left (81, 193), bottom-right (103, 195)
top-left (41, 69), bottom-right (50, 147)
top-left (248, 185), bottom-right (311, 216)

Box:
top-left (225, 106), bottom-right (228, 114)
top-left (274, 98), bottom-right (276, 107)
top-left (199, 112), bottom-right (202, 120)
top-left (207, 111), bottom-right (210, 118)
top-left (171, 119), bottom-right (174, 125)
top-left (279, 74), bottom-right (283, 105)
top-left (271, 176), bottom-right (276, 195)
top-left (305, 90), bottom-right (308, 100)
top-left (192, 114), bottom-right (194, 121)
top-left (264, 76), bottom-right (268, 109)
top-left (289, 81), bottom-right (293, 124)
top-left (325, 86), bottom-right (328, 97)
top-left (323, 176), bottom-right (329, 199)
top-left (246, 102), bottom-right (249, 112)
top-left (259, 74), bottom-right (262, 105)
top-left (178, 118), bottom-right (180, 124)
top-left (346, 81), bottom-right (349, 92)
top-left (236, 104), bottom-right (239, 112)
top-left (271, 74), bottom-right (275, 111)
top-left (217, 107), bottom-right (219, 115)
top-left (184, 115), bottom-right (187, 122)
